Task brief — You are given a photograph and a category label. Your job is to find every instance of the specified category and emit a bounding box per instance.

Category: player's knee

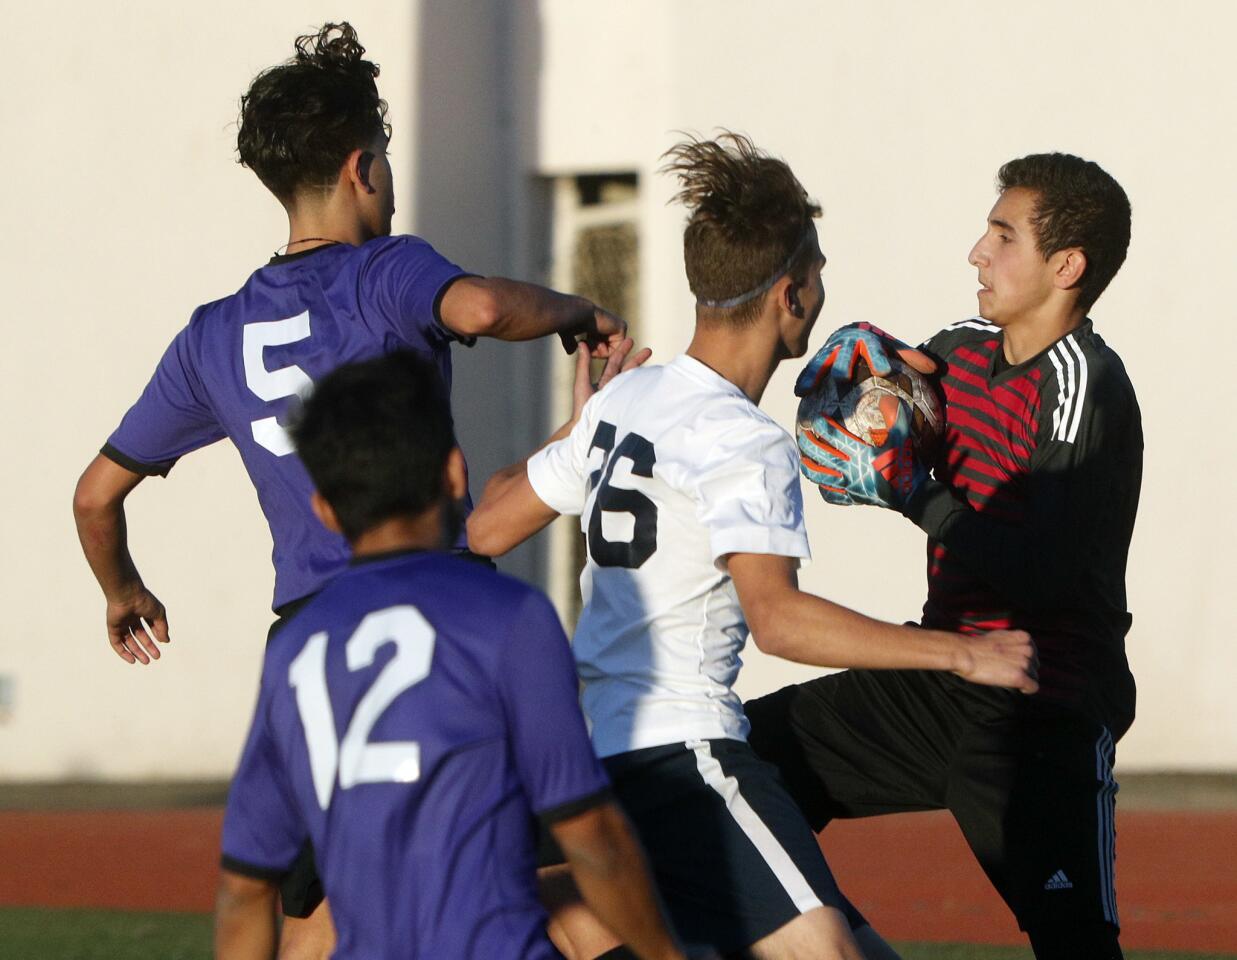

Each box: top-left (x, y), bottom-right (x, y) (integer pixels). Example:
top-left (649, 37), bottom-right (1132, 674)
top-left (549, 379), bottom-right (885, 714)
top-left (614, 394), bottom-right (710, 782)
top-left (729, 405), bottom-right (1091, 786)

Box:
top-left (747, 906), bottom-right (864, 960)
top-left (1027, 920), bottom-right (1122, 960)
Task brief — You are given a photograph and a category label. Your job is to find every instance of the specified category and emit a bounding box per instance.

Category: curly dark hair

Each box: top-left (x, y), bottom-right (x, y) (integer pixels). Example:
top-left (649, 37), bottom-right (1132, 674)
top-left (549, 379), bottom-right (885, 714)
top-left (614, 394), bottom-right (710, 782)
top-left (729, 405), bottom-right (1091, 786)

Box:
top-left (998, 153), bottom-right (1131, 313)
top-left (662, 132), bottom-right (821, 324)
top-left (291, 351), bottom-right (456, 541)
top-left (237, 22), bottom-right (390, 203)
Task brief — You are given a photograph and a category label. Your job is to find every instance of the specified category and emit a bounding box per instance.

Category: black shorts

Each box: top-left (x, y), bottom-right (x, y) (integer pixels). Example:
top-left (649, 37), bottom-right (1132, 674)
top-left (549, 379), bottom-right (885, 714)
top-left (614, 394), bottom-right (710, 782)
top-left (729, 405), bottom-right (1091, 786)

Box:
top-left (744, 669), bottom-right (1120, 936)
top-left (603, 738), bottom-right (865, 955)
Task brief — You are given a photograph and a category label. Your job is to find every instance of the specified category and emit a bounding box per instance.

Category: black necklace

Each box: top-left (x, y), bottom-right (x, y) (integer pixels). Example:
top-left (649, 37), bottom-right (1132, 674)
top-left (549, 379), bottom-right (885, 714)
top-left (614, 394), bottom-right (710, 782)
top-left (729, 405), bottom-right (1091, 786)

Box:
top-left (273, 238), bottom-right (344, 257)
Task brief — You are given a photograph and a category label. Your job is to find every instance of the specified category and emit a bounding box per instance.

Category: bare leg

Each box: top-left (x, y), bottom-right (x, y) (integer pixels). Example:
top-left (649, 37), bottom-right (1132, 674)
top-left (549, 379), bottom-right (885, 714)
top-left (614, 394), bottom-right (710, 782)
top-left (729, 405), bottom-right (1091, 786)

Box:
top-left (743, 906), bottom-right (865, 960)
top-left (277, 899), bottom-right (335, 960)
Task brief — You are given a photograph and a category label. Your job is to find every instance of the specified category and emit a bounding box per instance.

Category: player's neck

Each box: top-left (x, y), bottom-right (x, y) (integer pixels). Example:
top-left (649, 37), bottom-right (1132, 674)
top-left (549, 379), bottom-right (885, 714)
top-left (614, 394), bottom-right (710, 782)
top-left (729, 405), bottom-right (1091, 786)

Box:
top-left (999, 303), bottom-right (1087, 365)
top-left (350, 509), bottom-right (452, 558)
top-left (686, 326), bottom-right (781, 404)
top-left (284, 193), bottom-right (373, 250)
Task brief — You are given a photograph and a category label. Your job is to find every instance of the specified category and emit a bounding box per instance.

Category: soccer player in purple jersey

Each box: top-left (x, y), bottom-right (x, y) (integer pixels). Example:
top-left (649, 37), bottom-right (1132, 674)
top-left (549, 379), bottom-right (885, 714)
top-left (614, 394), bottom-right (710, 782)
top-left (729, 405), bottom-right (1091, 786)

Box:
top-left (216, 351), bottom-right (688, 960)
top-left (751, 154), bottom-right (1140, 959)
top-left (71, 22), bottom-right (628, 958)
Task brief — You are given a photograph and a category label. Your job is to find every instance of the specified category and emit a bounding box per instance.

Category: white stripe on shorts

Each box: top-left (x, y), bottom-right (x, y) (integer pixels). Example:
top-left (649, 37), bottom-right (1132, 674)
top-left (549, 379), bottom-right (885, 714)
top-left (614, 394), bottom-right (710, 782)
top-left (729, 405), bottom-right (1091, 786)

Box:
top-left (687, 739), bottom-right (824, 914)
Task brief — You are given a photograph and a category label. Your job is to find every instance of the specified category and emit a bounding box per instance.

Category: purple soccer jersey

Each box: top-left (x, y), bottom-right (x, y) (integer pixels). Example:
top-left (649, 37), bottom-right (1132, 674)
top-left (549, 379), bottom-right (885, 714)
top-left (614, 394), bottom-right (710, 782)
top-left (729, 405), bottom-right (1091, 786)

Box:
top-left (222, 551), bottom-right (610, 960)
top-left (104, 237), bottom-right (470, 609)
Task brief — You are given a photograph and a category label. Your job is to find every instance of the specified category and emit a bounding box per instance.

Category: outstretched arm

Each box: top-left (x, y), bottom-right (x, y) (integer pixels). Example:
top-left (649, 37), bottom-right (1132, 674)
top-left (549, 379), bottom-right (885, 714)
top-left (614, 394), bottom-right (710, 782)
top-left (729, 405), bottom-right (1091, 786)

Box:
top-left (467, 342), bottom-right (650, 557)
top-left (466, 467), bottom-right (560, 559)
top-left (440, 276), bottom-right (627, 356)
top-left (729, 552), bottom-right (1038, 692)
top-left (551, 802), bottom-right (688, 960)
top-left (72, 454), bottom-right (170, 665)
top-left (463, 346), bottom-right (582, 557)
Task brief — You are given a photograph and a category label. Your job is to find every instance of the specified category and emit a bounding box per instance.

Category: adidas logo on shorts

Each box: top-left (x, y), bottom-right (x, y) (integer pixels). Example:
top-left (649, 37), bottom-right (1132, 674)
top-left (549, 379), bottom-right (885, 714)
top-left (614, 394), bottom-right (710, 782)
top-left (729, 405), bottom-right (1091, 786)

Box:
top-left (1043, 870), bottom-right (1074, 891)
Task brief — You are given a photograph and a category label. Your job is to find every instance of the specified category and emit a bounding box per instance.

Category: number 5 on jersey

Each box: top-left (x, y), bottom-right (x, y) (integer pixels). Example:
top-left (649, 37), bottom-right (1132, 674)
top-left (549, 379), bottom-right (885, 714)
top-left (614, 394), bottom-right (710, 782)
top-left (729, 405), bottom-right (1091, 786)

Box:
top-left (243, 312), bottom-right (313, 456)
top-left (287, 605), bottom-right (436, 811)
top-left (587, 421), bottom-right (658, 568)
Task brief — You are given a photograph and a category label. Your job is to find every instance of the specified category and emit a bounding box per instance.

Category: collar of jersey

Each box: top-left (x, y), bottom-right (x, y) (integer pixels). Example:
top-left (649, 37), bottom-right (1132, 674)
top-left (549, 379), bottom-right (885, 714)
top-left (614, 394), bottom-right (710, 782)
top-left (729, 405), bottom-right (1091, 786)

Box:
top-left (987, 317), bottom-right (1094, 385)
top-left (267, 244), bottom-right (347, 267)
top-left (671, 354), bottom-right (749, 401)
top-left (347, 547), bottom-right (429, 568)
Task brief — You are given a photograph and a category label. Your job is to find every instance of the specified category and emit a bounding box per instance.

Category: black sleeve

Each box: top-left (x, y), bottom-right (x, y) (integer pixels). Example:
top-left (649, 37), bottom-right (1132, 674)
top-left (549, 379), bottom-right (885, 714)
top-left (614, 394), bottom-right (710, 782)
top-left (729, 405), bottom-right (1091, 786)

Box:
top-left (537, 786), bottom-right (615, 827)
top-left (100, 443), bottom-right (176, 478)
top-left (432, 274), bottom-right (479, 347)
top-left (905, 361), bottom-right (1142, 611)
top-left (219, 854), bottom-right (291, 882)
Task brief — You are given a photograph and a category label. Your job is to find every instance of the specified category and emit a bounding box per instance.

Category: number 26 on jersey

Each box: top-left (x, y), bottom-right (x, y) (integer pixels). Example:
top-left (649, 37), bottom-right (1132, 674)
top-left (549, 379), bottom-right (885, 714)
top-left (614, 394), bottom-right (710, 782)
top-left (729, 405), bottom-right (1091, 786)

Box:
top-left (587, 421), bottom-right (659, 568)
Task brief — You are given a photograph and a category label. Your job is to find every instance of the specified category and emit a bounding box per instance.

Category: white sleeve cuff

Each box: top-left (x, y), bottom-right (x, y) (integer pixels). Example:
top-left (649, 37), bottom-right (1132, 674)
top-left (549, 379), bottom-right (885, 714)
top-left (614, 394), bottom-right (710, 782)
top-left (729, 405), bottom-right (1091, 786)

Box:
top-left (527, 443), bottom-right (586, 517)
top-left (710, 526), bottom-right (811, 571)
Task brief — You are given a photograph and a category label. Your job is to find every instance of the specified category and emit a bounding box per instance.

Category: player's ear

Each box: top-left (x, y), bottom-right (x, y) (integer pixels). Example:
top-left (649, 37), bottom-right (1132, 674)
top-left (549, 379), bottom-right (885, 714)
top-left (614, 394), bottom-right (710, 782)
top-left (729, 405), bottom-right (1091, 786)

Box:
top-left (777, 275), bottom-right (803, 318)
top-left (1054, 247), bottom-right (1087, 292)
top-left (443, 447), bottom-right (467, 502)
top-left (344, 148), bottom-right (376, 195)
top-left (310, 491), bottom-right (344, 534)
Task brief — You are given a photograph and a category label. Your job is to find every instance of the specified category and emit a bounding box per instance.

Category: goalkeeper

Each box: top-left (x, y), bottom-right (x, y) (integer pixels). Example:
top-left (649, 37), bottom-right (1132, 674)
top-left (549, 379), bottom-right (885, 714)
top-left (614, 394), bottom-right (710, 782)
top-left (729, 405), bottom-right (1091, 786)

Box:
top-left (745, 152), bottom-right (1142, 960)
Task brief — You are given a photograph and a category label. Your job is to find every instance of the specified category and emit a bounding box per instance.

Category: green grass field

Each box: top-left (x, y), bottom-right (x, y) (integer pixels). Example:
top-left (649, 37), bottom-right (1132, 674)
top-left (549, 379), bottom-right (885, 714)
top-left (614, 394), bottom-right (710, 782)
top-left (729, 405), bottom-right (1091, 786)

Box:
top-left (0, 907), bottom-right (1230, 960)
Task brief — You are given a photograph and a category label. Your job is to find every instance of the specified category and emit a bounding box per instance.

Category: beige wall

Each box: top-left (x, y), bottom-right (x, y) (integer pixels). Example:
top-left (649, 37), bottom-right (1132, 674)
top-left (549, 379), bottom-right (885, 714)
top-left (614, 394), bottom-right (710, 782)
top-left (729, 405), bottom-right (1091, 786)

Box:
top-left (2, 1), bottom-right (1232, 778)
top-left (0, 2), bottom-right (427, 778)
top-left (532, 0), bottom-right (1237, 770)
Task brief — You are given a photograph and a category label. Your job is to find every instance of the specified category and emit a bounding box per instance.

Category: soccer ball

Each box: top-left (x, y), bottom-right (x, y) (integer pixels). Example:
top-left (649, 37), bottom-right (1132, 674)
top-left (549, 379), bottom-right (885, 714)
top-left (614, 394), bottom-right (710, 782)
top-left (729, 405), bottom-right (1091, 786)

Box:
top-left (800, 351), bottom-right (945, 467)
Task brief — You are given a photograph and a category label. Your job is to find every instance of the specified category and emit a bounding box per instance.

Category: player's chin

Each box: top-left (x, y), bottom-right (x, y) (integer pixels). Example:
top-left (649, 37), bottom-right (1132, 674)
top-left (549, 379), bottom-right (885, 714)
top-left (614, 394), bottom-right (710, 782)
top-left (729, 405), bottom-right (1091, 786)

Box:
top-left (787, 337), bottom-right (812, 360)
top-left (975, 301), bottom-right (1004, 325)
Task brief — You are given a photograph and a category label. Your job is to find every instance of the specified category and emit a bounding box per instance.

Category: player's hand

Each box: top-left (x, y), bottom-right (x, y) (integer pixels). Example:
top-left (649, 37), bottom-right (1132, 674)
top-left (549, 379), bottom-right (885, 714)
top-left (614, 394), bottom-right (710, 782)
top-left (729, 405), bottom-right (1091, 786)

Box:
top-left (794, 321), bottom-right (936, 398)
top-left (796, 397), bottom-right (927, 511)
top-left (570, 339), bottom-right (652, 421)
top-left (560, 304), bottom-right (628, 358)
top-left (951, 629), bottom-right (1039, 694)
top-left (106, 584), bottom-right (170, 665)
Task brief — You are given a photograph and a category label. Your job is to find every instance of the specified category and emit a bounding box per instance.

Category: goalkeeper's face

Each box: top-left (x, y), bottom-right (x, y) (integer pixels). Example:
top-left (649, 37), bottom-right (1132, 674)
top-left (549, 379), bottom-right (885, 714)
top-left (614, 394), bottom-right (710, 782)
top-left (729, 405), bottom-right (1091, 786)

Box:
top-left (968, 186), bottom-right (1058, 327)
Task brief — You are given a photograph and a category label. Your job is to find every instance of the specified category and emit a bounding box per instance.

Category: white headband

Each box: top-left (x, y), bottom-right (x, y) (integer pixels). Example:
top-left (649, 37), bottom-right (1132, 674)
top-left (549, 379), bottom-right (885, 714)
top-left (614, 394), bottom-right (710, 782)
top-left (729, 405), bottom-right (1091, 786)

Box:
top-left (695, 226), bottom-right (817, 310)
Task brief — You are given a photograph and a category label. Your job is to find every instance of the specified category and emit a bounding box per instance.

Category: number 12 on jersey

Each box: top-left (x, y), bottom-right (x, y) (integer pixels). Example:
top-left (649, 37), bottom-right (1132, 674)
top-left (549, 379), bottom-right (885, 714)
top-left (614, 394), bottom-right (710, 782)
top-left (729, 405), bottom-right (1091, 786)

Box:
top-left (287, 605), bottom-right (436, 810)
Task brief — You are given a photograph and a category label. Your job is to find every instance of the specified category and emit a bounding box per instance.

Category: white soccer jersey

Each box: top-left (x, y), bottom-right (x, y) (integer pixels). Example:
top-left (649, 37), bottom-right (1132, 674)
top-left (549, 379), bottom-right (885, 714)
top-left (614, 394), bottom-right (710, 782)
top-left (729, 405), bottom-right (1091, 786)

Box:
top-left (527, 354), bottom-right (810, 758)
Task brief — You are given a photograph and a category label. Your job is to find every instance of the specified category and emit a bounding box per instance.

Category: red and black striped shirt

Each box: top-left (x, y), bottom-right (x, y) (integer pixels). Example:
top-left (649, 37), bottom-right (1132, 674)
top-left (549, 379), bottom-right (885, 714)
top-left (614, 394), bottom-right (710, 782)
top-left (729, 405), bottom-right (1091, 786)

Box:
top-left (906, 318), bottom-right (1143, 734)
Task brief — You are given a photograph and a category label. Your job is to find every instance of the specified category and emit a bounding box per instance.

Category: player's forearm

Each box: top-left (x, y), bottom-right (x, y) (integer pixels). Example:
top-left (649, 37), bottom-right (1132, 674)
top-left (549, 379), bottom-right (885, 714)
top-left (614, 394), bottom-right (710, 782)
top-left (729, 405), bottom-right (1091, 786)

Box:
top-left (73, 455), bottom-right (151, 600)
top-left (754, 589), bottom-right (967, 673)
top-left (73, 490), bottom-right (145, 602)
top-left (455, 277), bottom-right (597, 342)
top-left (467, 468), bottom-right (523, 556)
top-left (467, 463), bottom-right (560, 557)
top-left (557, 805), bottom-right (686, 960)
top-left (498, 280), bottom-right (596, 342)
